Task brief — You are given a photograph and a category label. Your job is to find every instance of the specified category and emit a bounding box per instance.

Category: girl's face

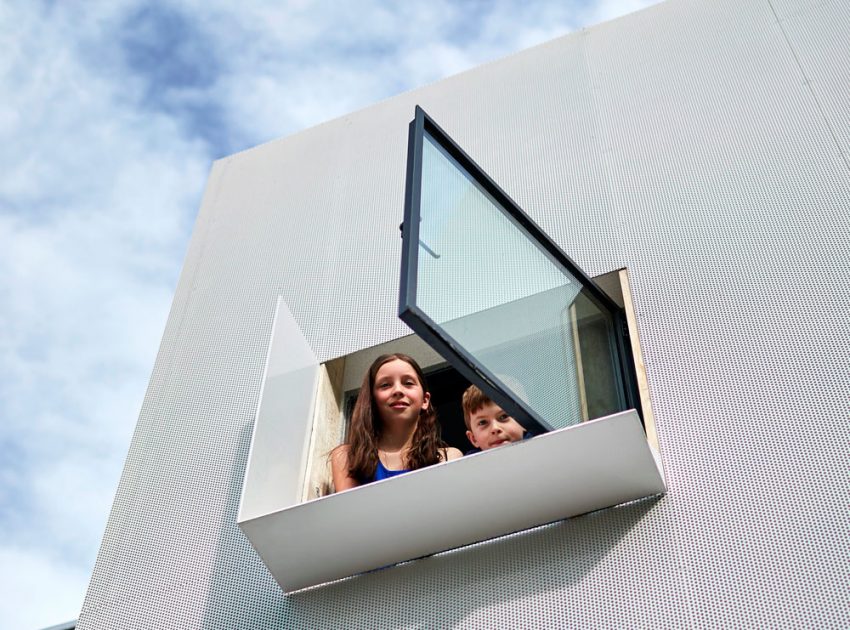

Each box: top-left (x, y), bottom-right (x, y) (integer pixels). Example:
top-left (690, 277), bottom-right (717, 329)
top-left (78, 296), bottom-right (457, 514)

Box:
top-left (372, 359), bottom-right (430, 426)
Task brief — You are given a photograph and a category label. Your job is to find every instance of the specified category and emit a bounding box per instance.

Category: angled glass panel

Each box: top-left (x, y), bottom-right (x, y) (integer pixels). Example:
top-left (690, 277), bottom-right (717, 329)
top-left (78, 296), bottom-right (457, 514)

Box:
top-left (401, 107), bottom-right (639, 435)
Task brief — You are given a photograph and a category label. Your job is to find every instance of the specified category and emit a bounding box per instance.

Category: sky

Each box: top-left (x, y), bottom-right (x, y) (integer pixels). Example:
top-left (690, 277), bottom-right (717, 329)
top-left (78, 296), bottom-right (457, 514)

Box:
top-left (0, 1), bottom-right (660, 627)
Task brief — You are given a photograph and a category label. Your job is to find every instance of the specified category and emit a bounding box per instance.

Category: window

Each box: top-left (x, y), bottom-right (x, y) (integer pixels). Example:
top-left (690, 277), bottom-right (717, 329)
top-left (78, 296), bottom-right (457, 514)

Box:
top-left (400, 106), bottom-right (641, 436)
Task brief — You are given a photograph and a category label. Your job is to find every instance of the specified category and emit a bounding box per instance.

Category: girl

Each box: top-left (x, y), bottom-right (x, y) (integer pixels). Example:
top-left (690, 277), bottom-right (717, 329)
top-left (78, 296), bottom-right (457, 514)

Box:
top-left (331, 353), bottom-right (463, 491)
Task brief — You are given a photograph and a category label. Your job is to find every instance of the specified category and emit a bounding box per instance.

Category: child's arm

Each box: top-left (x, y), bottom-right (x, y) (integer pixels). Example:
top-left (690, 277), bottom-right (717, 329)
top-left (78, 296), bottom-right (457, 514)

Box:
top-left (330, 445), bottom-right (359, 492)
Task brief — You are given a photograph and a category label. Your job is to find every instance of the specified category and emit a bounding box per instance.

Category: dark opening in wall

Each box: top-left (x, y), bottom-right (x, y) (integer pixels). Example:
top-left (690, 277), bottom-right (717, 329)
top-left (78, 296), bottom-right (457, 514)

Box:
top-left (424, 364), bottom-right (471, 452)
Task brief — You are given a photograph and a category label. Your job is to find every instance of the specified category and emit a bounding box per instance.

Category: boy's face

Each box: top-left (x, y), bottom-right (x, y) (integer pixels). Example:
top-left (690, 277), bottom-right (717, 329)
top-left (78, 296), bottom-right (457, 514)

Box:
top-left (466, 402), bottom-right (525, 450)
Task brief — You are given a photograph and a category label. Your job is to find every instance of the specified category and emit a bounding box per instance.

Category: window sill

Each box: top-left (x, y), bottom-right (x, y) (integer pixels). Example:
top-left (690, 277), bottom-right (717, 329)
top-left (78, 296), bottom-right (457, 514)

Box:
top-left (238, 408), bottom-right (665, 592)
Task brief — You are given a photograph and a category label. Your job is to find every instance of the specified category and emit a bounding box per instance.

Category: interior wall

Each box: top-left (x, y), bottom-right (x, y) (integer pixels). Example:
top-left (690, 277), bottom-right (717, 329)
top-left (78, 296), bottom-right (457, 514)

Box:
top-left (78, 0), bottom-right (849, 627)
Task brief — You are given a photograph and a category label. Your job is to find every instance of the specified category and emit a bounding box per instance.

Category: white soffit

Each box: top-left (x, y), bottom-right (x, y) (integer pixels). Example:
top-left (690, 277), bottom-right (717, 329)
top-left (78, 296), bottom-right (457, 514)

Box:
top-left (238, 409), bottom-right (665, 592)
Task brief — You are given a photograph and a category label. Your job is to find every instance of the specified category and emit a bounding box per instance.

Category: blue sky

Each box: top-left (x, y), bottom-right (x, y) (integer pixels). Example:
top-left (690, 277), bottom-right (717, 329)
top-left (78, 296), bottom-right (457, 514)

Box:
top-left (0, 1), bottom-right (659, 627)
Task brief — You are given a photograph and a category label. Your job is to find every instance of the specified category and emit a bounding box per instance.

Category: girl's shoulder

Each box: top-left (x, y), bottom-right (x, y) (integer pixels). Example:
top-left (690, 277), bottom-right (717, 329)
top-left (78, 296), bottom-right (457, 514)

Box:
top-left (330, 443), bottom-right (350, 460)
top-left (330, 444), bottom-right (352, 470)
top-left (330, 443), bottom-right (360, 492)
top-left (440, 446), bottom-right (464, 462)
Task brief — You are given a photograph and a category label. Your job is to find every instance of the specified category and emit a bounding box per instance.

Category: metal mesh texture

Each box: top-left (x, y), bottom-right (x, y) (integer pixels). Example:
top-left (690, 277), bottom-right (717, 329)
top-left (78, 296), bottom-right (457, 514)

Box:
top-left (78, 0), bottom-right (849, 627)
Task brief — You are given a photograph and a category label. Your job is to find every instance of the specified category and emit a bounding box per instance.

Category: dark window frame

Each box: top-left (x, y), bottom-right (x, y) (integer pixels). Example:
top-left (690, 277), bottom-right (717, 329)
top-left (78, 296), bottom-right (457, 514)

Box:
top-left (399, 105), bottom-right (642, 435)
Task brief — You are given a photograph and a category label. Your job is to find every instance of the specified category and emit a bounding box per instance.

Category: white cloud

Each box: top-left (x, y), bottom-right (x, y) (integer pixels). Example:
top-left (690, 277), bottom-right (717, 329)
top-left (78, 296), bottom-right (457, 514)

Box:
top-left (0, 0), bottom-right (662, 627)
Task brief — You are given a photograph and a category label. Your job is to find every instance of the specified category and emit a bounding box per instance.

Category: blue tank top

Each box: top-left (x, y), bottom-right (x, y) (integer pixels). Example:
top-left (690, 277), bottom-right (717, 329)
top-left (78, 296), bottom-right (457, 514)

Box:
top-left (373, 459), bottom-right (409, 481)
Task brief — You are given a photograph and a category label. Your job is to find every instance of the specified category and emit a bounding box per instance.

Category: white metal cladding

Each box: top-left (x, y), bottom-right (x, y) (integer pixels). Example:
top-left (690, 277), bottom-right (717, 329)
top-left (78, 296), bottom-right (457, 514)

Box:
top-left (78, 0), bottom-right (850, 627)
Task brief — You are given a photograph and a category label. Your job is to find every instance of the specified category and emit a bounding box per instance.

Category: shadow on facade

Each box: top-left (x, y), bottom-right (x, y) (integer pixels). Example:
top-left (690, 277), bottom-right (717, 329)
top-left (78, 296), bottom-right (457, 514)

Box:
top-left (286, 495), bottom-right (661, 627)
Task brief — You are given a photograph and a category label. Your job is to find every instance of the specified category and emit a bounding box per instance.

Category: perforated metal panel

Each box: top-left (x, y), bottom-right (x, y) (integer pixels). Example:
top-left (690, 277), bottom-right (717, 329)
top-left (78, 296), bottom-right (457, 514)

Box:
top-left (78, 0), bottom-right (850, 627)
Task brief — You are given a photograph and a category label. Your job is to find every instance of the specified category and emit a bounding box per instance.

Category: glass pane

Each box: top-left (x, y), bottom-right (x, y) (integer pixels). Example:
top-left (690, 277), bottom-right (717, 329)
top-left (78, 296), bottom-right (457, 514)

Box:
top-left (415, 133), bottom-right (624, 430)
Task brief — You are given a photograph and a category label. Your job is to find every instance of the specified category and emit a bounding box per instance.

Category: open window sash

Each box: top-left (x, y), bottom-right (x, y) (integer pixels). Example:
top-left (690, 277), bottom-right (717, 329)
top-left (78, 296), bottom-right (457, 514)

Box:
top-left (400, 106), bottom-right (641, 435)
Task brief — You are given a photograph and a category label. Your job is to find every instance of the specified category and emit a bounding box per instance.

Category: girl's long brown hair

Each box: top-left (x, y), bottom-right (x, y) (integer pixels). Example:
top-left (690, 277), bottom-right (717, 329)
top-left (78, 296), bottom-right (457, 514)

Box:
top-left (345, 353), bottom-right (446, 483)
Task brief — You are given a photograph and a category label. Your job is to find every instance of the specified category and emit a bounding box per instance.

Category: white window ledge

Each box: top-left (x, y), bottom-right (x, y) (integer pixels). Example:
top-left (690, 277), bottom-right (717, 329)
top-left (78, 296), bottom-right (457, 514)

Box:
top-left (239, 407), bottom-right (665, 592)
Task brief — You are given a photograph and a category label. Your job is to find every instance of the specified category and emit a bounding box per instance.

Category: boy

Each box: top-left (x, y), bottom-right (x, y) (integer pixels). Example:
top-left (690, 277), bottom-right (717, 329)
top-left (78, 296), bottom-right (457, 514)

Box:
top-left (462, 384), bottom-right (528, 453)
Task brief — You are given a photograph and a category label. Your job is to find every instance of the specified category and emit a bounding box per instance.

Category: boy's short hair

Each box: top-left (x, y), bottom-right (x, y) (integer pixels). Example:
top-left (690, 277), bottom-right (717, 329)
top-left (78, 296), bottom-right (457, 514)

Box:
top-left (462, 375), bottom-right (531, 429)
top-left (462, 385), bottom-right (491, 429)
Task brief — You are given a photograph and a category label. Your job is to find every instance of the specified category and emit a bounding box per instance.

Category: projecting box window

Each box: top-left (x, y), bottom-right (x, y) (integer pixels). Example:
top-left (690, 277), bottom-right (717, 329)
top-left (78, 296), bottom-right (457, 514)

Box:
top-left (237, 107), bottom-right (664, 593)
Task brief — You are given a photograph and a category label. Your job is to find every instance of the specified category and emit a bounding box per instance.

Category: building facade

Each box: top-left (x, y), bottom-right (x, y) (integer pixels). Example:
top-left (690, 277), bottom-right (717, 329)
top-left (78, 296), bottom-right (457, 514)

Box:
top-left (78, 0), bottom-right (849, 627)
